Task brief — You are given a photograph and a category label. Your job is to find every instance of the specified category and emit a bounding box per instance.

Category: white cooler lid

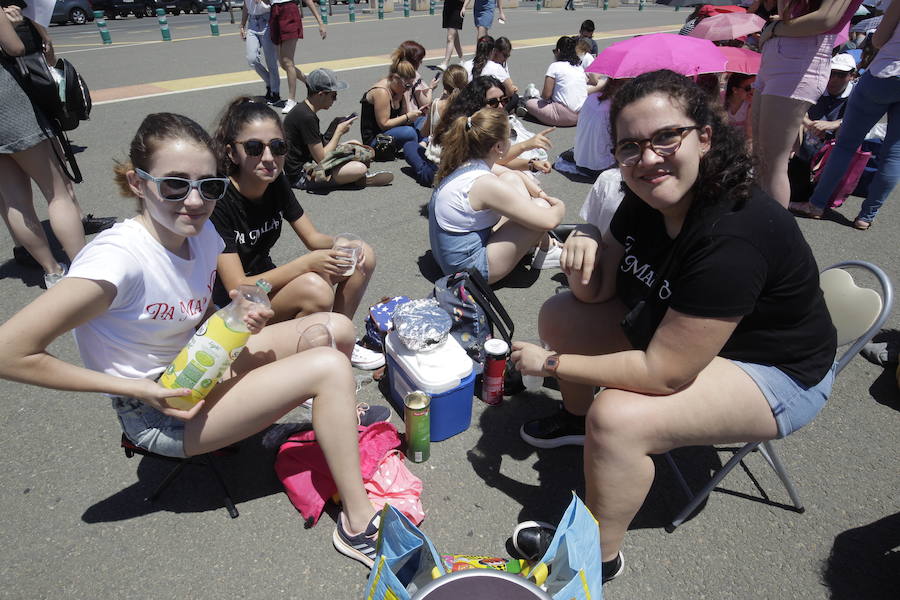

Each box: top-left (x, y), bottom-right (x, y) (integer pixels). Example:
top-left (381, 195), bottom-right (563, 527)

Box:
top-left (386, 331), bottom-right (475, 394)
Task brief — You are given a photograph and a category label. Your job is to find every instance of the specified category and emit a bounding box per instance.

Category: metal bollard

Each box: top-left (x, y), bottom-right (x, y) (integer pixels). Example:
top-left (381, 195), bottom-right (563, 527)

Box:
top-left (536, 0), bottom-right (542, 11)
top-left (93, 10), bottom-right (112, 45)
top-left (639, 0), bottom-right (645, 10)
top-left (403, 0), bottom-right (409, 17)
top-left (207, 6), bottom-right (219, 36)
top-left (156, 8), bottom-right (171, 41)
top-left (429, 0), bottom-right (435, 15)
top-left (603, 0), bottom-right (608, 9)
top-left (319, 0), bottom-right (328, 24)
top-left (378, 0), bottom-right (383, 20)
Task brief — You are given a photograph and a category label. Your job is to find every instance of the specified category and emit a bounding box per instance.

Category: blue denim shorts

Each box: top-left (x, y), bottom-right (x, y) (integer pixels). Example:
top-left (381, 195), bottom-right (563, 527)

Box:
top-left (473, 0), bottom-right (495, 28)
top-left (112, 396), bottom-right (187, 458)
top-left (731, 360), bottom-right (835, 439)
top-left (428, 212), bottom-right (491, 280)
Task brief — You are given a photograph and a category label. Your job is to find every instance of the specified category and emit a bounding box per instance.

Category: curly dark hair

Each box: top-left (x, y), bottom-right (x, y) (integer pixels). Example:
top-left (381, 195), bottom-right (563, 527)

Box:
top-left (212, 97), bottom-right (285, 177)
top-left (609, 69), bottom-right (754, 215)
top-left (432, 75), bottom-right (503, 146)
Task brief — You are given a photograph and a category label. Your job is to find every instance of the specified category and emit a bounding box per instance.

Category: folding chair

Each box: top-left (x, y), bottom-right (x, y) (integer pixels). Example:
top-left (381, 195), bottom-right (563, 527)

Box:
top-left (664, 260), bottom-right (893, 531)
top-left (121, 434), bottom-right (240, 519)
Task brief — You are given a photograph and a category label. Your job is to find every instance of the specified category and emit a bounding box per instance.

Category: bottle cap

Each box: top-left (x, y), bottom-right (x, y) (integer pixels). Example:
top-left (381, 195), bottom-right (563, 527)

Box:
top-left (255, 279), bottom-right (272, 294)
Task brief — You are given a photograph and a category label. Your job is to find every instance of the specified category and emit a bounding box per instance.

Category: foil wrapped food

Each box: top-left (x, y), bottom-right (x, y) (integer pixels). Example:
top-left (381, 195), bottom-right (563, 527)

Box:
top-left (393, 298), bottom-right (452, 352)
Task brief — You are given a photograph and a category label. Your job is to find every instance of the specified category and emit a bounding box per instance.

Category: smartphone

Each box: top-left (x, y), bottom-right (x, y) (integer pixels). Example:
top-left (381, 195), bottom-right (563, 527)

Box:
top-left (432, 71), bottom-right (442, 82)
top-left (343, 112), bottom-right (358, 122)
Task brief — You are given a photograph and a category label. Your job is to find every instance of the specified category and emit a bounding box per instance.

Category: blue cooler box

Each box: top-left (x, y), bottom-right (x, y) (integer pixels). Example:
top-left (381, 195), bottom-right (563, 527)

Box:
top-left (385, 330), bottom-right (475, 441)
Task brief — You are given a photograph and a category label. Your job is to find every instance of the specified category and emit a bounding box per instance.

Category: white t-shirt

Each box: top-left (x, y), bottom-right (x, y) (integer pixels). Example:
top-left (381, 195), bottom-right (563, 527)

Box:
top-left (68, 219), bottom-right (225, 381)
top-left (574, 93), bottom-right (615, 172)
top-left (579, 168), bottom-right (624, 237)
top-left (464, 59), bottom-right (511, 83)
top-left (433, 160), bottom-right (499, 233)
top-left (546, 61), bottom-right (587, 112)
top-left (580, 53), bottom-right (595, 70)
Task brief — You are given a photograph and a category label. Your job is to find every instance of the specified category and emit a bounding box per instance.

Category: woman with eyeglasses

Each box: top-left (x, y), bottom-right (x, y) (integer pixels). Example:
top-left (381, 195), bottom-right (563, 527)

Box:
top-left (404, 75), bottom-right (553, 187)
top-left (523, 36), bottom-right (588, 127)
top-left (0, 113), bottom-right (383, 566)
top-left (428, 108), bottom-right (565, 283)
top-left (210, 98), bottom-right (383, 371)
top-left (511, 71), bottom-right (836, 581)
top-left (359, 60), bottom-right (424, 155)
top-left (724, 73), bottom-right (756, 144)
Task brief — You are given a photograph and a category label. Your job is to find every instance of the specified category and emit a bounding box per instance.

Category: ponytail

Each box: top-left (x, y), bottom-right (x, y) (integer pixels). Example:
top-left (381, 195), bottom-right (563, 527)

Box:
top-left (472, 35), bottom-right (495, 78)
top-left (434, 108), bottom-right (509, 186)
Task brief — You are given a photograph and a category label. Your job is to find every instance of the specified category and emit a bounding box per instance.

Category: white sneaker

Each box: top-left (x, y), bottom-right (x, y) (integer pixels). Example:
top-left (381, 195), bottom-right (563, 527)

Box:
top-left (531, 243), bottom-right (562, 270)
top-left (365, 171), bottom-right (394, 186)
top-left (43, 263), bottom-right (67, 289)
top-left (351, 342), bottom-right (385, 370)
top-left (281, 99), bottom-right (297, 114)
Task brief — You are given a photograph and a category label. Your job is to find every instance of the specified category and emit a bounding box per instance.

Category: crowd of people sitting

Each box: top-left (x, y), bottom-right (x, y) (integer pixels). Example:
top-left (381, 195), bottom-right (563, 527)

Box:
top-left (0, 0), bottom-right (898, 587)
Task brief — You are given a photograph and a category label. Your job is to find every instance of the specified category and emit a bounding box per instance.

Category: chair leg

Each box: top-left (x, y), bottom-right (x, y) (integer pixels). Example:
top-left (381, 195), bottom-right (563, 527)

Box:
top-left (147, 460), bottom-right (188, 503)
top-left (758, 441), bottom-right (804, 513)
top-left (667, 442), bottom-right (761, 531)
top-left (201, 455), bottom-right (240, 519)
top-left (663, 452), bottom-right (694, 500)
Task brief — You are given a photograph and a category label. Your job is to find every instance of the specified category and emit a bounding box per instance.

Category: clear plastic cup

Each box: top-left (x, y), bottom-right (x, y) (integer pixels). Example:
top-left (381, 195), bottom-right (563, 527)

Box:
top-left (333, 233), bottom-right (362, 277)
top-left (297, 322), bottom-right (335, 352)
top-left (520, 339), bottom-right (549, 391)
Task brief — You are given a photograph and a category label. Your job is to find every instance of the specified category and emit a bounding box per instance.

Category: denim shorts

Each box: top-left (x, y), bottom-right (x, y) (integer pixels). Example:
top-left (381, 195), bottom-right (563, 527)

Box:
top-left (731, 360), bottom-right (835, 439)
top-left (473, 0), bottom-right (495, 28)
top-left (112, 396), bottom-right (187, 458)
top-left (428, 210), bottom-right (491, 280)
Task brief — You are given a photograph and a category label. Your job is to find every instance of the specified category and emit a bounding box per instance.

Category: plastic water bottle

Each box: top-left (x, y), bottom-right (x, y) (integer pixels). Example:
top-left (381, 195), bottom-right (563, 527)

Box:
top-left (525, 83), bottom-right (540, 100)
top-left (160, 280), bottom-right (271, 409)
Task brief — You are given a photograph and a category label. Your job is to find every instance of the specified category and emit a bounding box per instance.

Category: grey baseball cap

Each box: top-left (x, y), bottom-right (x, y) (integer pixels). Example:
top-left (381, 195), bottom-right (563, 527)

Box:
top-left (307, 68), bottom-right (350, 93)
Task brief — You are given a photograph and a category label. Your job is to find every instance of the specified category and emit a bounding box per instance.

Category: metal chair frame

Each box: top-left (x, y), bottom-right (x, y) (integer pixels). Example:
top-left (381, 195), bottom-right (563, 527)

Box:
top-left (121, 434), bottom-right (240, 519)
top-left (664, 260), bottom-right (893, 531)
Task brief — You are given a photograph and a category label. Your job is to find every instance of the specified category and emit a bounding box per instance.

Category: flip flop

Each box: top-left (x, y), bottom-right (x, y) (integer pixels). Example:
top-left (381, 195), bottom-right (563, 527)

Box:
top-left (852, 218), bottom-right (872, 230)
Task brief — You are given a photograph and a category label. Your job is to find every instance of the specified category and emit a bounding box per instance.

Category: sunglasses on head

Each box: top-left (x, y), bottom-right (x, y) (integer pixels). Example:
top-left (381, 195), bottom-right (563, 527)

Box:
top-left (485, 96), bottom-right (510, 108)
top-left (235, 138), bottom-right (289, 157)
top-left (613, 126), bottom-right (700, 167)
top-left (135, 168), bottom-right (229, 202)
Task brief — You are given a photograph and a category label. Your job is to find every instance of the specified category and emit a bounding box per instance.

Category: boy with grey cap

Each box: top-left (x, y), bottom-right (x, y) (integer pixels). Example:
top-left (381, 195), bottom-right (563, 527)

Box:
top-left (284, 68), bottom-right (393, 190)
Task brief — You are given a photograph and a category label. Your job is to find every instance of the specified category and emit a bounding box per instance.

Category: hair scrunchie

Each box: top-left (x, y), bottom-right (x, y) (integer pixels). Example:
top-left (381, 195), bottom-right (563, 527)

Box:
top-left (465, 116), bottom-right (473, 131)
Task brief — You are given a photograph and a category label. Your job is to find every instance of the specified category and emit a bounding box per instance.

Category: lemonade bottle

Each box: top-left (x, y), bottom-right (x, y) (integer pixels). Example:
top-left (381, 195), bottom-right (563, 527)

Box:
top-left (160, 280), bottom-right (272, 410)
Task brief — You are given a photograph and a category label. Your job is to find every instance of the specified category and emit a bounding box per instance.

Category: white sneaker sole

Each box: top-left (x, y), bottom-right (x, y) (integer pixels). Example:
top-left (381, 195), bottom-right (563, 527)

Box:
top-left (332, 528), bottom-right (376, 569)
top-left (519, 423), bottom-right (585, 448)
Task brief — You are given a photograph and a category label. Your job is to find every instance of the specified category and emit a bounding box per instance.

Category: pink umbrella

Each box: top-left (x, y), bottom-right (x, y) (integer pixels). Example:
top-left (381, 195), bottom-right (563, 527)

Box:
top-left (586, 33), bottom-right (728, 79)
top-left (688, 13), bottom-right (766, 41)
top-left (718, 46), bottom-right (762, 74)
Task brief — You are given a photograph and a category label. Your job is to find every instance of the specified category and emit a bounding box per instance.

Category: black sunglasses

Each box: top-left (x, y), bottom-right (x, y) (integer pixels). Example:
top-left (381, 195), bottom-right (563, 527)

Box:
top-left (135, 169), bottom-right (229, 202)
top-left (485, 96), bottom-right (510, 108)
top-left (235, 138), bottom-right (289, 157)
top-left (613, 126), bottom-right (700, 167)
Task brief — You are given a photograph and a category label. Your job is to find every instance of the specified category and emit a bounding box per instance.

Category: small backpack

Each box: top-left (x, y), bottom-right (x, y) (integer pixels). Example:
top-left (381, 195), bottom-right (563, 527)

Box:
top-left (53, 57), bottom-right (92, 132)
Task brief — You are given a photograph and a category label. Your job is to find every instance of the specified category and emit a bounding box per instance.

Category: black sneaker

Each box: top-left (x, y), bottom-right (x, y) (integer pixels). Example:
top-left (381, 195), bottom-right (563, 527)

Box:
top-left (520, 406), bottom-right (585, 448)
top-left (602, 551), bottom-right (625, 584)
top-left (512, 520), bottom-right (556, 561)
top-left (332, 512), bottom-right (380, 568)
top-left (82, 214), bottom-right (116, 235)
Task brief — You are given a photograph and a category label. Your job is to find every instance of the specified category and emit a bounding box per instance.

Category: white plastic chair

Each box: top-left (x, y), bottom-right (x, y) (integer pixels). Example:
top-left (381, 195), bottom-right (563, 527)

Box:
top-left (664, 260), bottom-right (893, 531)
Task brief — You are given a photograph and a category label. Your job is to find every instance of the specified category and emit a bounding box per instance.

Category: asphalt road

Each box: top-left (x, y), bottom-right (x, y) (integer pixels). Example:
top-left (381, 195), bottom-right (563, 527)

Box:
top-left (2, 6), bottom-right (898, 600)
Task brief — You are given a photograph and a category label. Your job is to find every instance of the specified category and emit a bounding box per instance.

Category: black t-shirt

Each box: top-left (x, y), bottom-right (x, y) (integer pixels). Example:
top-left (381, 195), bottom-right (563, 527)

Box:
top-left (284, 101), bottom-right (322, 183)
top-left (210, 174), bottom-right (304, 276)
top-left (609, 187), bottom-right (836, 386)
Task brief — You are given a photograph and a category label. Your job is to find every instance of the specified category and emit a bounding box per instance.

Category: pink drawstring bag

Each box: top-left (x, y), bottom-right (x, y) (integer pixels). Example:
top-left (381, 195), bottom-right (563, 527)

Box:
top-left (811, 140), bottom-right (873, 208)
top-left (365, 449), bottom-right (425, 525)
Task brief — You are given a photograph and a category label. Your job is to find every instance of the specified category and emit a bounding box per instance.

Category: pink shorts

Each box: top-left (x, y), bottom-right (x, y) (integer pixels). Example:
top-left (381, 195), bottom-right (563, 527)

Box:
top-left (756, 34), bottom-right (835, 104)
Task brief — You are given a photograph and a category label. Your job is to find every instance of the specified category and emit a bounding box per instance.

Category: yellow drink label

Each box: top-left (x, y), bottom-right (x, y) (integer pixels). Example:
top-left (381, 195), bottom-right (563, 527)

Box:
top-left (159, 313), bottom-right (249, 410)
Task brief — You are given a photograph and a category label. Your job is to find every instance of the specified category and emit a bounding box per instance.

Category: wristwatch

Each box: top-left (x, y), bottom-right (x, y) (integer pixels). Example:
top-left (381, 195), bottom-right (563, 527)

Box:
top-left (543, 353), bottom-right (561, 377)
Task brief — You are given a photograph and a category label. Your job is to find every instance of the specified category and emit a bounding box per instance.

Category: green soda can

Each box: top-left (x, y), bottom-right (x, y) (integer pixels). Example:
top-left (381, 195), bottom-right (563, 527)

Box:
top-left (404, 391), bottom-right (430, 463)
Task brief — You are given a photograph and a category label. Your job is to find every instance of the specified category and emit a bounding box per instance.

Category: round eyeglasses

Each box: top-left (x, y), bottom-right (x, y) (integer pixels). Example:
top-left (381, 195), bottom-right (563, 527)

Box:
top-left (613, 126), bottom-right (700, 167)
top-left (135, 169), bottom-right (230, 202)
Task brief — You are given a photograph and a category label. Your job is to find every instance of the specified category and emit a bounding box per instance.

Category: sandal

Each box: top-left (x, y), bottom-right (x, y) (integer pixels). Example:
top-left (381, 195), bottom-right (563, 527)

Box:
top-left (788, 202), bottom-right (824, 219)
top-left (852, 218), bottom-right (872, 230)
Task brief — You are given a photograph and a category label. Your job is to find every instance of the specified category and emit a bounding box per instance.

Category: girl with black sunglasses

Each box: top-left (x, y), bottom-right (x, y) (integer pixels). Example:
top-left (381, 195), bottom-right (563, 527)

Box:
top-left (211, 98), bottom-right (384, 371)
top-left (0, 113), bottom-right (383, 566)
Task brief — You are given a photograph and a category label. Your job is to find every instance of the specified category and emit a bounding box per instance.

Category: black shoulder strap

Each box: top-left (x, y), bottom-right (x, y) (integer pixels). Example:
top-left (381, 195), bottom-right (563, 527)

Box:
top-left (449, 268), bottom-right (515, 344)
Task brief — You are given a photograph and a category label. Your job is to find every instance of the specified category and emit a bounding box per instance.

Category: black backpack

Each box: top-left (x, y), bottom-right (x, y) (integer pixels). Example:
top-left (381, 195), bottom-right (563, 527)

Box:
top-left (13, 52), bottom-right (92, 132)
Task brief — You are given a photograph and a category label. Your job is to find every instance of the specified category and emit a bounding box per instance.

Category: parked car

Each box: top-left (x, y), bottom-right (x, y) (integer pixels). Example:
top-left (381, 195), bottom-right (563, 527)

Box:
top-left (51, 0), bottom-right (96, 25)
top-left (91, 0), bottom-right (148, 18)
top-left (146, 0), bottom-right (223, 14)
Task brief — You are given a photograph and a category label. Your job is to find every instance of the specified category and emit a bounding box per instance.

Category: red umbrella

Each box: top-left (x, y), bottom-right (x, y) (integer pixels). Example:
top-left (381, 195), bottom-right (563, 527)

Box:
top-left (688, 13), bottom-right (766, 41)
top-left (586, 33), bottom-right (728, 79)
top-left (718, 46), bottom-right (762, 74)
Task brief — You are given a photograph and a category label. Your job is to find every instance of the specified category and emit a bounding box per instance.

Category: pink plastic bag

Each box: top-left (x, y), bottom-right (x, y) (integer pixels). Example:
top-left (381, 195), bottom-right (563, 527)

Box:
top-left (365, 450), bottom-right (425, 525)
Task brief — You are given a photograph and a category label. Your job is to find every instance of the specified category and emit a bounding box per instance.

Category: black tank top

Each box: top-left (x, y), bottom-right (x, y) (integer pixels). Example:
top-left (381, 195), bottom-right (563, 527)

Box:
top-left (360, 86), bottom-right (402, 145)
